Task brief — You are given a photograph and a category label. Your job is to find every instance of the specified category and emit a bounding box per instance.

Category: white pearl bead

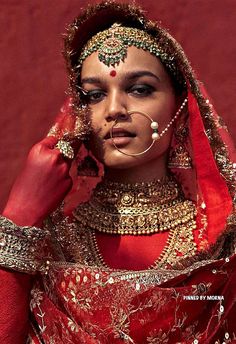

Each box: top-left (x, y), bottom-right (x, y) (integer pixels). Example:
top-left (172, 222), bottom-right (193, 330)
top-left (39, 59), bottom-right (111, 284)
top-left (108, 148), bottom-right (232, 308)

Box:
top-left (152, 132), bottom-right (160, 140)
top-left (151, 121), bottom-right (158, 129)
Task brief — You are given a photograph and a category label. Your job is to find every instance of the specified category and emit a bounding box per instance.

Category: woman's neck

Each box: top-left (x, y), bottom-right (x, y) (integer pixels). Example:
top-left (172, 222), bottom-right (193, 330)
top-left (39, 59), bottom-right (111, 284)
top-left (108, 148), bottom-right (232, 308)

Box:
top-left (104, 154), bottom-right (168, 183)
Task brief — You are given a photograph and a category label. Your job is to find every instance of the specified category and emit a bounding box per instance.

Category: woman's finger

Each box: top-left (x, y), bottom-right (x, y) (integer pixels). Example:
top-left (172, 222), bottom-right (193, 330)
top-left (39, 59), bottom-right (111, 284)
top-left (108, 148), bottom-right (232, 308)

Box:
top-left (40, 135), bottom-right (59, 149)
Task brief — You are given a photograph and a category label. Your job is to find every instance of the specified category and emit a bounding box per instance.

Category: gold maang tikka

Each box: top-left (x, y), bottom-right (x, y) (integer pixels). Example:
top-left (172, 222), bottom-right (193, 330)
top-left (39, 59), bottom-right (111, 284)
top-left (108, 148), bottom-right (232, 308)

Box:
top-left (78, 23), bottom-right (178, 76)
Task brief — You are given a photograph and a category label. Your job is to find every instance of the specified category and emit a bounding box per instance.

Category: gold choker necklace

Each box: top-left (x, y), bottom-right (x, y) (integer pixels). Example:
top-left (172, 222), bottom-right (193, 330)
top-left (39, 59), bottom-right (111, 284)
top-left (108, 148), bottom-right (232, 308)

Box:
top-left (74, 176), bottom-right (197, 235)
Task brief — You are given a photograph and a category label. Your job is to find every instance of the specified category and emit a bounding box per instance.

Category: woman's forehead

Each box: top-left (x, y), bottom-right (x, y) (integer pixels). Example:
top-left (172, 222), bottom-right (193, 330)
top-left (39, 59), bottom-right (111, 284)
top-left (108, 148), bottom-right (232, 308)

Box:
top-left (81, 46), bottom-right (167, 80)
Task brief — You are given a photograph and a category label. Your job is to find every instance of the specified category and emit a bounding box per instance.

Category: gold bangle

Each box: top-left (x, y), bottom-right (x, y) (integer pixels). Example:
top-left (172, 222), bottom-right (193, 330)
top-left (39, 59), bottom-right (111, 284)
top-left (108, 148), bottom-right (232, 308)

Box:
top-left (0, 216), bottom-right (51, 274)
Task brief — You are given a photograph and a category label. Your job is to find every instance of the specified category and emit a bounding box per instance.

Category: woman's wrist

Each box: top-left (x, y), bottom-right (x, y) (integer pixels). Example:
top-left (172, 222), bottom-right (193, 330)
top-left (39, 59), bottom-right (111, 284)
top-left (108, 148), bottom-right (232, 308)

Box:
top-left (0, 215), bottom-right (51, 274)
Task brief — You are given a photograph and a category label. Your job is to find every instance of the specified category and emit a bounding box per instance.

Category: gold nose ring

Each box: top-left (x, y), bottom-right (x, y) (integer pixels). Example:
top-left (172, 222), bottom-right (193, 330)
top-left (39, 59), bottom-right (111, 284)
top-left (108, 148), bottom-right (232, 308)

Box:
top-left (110, 110), bottom-right (159, 157)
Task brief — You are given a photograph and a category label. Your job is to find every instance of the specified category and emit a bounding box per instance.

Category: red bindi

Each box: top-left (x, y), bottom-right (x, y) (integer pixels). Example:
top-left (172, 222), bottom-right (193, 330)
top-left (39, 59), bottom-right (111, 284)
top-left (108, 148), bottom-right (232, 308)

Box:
top-left (110, 70), bottom-right (117, 77)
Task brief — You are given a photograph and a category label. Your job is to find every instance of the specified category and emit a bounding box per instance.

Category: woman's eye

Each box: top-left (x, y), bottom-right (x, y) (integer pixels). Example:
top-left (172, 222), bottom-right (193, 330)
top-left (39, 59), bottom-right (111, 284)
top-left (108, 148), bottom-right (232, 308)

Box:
top-left (86, 90), bottom-right (105, 103)
top-left (129, 85), bottom-right (155, 97)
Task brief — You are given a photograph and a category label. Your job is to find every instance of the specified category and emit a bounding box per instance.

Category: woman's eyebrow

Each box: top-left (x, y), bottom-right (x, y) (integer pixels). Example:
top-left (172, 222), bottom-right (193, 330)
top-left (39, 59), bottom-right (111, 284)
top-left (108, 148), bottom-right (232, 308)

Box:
top-left (81, 77), bottom-right (101, 85)
top-left (124, 70), bottom-right (160, 82)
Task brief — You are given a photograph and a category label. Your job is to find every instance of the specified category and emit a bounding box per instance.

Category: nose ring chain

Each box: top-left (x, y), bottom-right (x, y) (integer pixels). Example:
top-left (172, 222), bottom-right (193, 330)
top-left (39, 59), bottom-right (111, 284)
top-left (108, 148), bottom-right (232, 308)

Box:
top-left (110, 97), bottom-right (188, 157)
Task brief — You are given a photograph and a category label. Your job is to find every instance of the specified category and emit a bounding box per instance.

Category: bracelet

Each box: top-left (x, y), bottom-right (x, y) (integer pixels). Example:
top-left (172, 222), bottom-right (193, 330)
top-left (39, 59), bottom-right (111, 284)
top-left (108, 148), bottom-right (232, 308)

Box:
top-left (0, 216), bottom-right (51, 274)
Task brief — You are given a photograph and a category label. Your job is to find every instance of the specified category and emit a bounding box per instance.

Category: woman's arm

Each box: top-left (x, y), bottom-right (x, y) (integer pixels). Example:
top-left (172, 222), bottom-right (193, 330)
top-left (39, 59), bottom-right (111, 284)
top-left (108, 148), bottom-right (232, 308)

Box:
top-left (0, 136), bottom-right (76, 343)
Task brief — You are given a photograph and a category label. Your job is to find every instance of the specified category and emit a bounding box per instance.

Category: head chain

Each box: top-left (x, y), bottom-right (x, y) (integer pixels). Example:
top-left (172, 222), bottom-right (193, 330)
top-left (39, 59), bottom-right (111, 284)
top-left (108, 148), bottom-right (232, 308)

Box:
top-left (78, 23), bottom-right (179, 78)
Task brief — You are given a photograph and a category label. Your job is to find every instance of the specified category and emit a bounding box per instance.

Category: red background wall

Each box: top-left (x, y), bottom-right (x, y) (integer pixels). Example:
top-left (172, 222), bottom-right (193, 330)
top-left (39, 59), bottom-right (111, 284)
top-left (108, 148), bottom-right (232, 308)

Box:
top-left (0, 0), bottom-right (236, 211)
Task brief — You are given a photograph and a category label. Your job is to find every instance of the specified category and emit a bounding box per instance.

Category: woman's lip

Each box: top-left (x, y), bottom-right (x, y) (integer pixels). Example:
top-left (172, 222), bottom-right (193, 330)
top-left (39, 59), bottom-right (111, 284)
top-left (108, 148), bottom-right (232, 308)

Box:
top-left (104, 128), bottom-right (136, 140)
top-left (106, 136), bottom-right (135, 146)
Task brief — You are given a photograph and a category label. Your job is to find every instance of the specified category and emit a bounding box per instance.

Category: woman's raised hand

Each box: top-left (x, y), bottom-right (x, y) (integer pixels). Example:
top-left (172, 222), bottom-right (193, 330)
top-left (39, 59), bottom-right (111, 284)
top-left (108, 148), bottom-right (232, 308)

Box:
top-left (2, 136), bottom-right (81, 227)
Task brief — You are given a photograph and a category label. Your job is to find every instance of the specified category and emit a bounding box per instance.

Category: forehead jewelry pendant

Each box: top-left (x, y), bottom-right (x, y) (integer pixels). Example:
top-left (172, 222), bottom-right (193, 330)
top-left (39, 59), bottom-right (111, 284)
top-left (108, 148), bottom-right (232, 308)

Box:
top-left (98, 24), bottom-right (127, 66)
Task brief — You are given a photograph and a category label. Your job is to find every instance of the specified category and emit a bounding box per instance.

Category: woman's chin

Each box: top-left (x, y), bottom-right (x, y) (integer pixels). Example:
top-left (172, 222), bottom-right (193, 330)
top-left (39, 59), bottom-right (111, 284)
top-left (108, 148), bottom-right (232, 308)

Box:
top-left (101, 150), bottom-right (140, 169)
top-left (92, 140), bottom-right (162, 170)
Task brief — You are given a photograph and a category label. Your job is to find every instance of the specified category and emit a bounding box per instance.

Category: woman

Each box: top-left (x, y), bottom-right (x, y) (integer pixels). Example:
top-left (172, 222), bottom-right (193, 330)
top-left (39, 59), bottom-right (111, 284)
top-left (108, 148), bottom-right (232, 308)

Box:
top-left (1, 1), bottom-right (236, 343)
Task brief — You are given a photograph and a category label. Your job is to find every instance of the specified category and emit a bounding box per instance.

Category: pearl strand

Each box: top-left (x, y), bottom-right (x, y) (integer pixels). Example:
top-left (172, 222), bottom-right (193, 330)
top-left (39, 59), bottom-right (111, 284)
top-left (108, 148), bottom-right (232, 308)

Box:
top-left (151, 97), bottom-right (188, 141)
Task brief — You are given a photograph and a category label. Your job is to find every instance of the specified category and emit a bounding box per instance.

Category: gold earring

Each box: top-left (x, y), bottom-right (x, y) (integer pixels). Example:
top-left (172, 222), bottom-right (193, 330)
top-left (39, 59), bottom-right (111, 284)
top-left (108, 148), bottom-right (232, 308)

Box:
top-left (168, 125), bottom-right (192, 169)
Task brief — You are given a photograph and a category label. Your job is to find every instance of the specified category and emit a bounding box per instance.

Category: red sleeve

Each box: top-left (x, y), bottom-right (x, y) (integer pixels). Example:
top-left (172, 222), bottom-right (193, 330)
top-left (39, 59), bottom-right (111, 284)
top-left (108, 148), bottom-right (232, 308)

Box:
top-left (0, 268), bottom-right (32, 344)
top-left (1, 209), bottom-right (34, 344)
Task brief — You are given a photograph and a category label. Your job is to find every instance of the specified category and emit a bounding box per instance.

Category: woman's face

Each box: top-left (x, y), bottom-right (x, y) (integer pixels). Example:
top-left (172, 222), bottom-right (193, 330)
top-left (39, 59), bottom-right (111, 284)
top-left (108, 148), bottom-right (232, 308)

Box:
top-left (81, 46), bottom-right (178, 170)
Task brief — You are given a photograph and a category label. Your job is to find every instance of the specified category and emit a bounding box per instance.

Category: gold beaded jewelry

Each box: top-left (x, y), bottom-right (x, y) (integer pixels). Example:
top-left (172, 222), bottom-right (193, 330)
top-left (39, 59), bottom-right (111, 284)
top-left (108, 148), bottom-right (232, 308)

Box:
top-left (74, 175), bottom-right (197, 236)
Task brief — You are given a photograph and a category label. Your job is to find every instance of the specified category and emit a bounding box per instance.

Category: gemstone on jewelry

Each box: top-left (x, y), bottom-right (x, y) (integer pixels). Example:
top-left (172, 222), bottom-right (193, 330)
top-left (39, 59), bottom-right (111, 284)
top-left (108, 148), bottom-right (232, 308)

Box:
top-left (137, 215), bottom-right (146, 227)
top-left (108, 277), bottom-right (114, 284)
top-left (0, 237), bottom-right (6, 247)
top-left (120, 193), bottom-right (134, 206)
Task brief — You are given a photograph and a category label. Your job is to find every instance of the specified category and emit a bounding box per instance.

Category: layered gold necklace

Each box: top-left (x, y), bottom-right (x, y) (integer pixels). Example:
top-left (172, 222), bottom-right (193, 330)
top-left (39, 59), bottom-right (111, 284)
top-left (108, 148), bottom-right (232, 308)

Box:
top-left (74, 175), bottom-right (196, 236)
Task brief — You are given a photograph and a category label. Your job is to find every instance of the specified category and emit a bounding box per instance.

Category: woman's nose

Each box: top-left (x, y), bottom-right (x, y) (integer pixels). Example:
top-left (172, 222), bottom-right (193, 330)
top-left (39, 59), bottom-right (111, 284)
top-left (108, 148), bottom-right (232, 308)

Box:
top-left (105, 91), bottom-right (128, 122)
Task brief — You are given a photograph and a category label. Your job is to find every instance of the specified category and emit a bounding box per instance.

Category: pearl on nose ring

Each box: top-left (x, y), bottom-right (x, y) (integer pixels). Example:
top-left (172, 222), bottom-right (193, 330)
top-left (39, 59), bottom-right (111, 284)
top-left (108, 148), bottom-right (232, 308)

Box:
top-left (150, 121), bottom-right (160, 140)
